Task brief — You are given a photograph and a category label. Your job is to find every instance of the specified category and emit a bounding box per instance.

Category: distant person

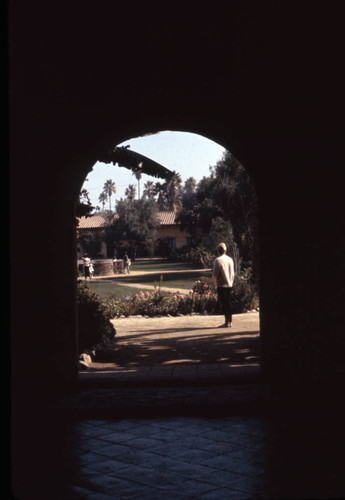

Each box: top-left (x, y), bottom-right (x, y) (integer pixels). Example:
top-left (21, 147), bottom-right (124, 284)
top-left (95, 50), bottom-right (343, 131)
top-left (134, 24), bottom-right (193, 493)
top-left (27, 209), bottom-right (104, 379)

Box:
top-left (212, 243), bottom-right (235, 327)
top-left (82, 253), bottom-right (91, 280)
top-left (89, 262), bottom-right (94, 279)
top-left (123, 252), bottom-right (131, 274)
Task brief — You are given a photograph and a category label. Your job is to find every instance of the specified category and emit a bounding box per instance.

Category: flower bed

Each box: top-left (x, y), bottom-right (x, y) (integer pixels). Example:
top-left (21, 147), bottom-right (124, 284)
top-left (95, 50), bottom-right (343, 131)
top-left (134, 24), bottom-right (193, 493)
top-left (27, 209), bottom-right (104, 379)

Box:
top-left (102, 272), bottom-right (258, 319)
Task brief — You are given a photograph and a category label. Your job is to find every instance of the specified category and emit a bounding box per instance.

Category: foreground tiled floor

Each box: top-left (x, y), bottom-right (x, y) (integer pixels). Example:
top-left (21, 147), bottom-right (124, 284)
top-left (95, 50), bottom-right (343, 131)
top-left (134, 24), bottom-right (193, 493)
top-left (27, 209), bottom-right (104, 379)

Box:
top-left (11, 307), bottom-right (345, 499)
top-left (12, 405), bottom-right (345, 499)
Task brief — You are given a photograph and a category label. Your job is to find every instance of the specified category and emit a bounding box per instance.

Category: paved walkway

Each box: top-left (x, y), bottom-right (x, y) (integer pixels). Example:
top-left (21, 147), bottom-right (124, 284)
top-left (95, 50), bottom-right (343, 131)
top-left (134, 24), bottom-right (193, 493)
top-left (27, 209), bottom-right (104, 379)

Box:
top-left (15, 409), bottom-right (345, 499)
top-left (92, 268), bottom-right (212, 279)
top-left (93, 281), bottom-right (192, 294)
top-left (80, 312), bottom-right (261, 386)
top-left (14, 312), bottom-right (345, 499)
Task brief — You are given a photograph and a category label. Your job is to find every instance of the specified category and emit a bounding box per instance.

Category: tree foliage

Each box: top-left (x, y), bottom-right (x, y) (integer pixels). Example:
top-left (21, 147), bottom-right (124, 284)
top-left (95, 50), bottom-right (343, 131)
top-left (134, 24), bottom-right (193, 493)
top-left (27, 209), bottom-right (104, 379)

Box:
top-left (77, 282), bottom-right (116, 354)
top-left (102, 179), bottom-right (117, 211)
top-left (212, 151), bottom-right (258, 264)
top-left (132, 170), bottom-right (142, 199)
top-left (76, 188), bottom-right (94, 220)
top-left (98, 191), bottom-right (108, 211)
top-left (125, 184), bottom-right (136, 201)
top-left (181, 177), bottom-right (197, 210)
top-left (78, 232), bottom-right (103, 259)
top-left (104, 197), bottom-right (160, 258)
top-left (154, 171), bottom-right (183, 211)
top-left (177, 151), bottom-right (258, 274)
top-left (142, 180), bottom-right (157, 199)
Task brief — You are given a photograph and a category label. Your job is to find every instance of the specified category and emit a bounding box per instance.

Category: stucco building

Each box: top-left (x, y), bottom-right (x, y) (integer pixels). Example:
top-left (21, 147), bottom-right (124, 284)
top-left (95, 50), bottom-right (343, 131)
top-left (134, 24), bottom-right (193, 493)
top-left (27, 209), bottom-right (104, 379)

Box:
top-left (77, 211), bottom-right (191, 258)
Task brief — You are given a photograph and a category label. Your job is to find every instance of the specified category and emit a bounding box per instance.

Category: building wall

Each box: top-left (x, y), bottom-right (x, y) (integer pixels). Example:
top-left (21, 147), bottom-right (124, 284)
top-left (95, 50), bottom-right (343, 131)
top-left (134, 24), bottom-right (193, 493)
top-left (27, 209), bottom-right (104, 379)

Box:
top-left (156, 225), bottom-right (190, 248)
top-left (77, 219), bottom-right (191, 258)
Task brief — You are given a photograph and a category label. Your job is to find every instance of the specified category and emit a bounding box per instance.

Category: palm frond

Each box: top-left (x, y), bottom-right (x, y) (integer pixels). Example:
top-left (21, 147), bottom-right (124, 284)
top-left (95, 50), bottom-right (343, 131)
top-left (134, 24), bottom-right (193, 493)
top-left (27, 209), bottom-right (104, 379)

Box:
top-left (99, 146), bottom-right (175, 180)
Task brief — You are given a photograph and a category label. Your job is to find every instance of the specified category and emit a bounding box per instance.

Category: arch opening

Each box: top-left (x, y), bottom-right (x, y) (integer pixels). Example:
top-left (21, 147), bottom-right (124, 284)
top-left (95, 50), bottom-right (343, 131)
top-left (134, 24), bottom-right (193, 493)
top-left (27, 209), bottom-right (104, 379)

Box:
top-left (76, 130), bottom-right (261, 383)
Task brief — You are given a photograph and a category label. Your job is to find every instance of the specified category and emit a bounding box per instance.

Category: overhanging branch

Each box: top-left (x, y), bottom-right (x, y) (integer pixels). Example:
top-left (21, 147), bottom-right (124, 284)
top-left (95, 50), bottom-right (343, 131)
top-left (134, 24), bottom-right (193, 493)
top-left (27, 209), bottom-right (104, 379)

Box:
top-left (98, 146), bottom-right (175, 180)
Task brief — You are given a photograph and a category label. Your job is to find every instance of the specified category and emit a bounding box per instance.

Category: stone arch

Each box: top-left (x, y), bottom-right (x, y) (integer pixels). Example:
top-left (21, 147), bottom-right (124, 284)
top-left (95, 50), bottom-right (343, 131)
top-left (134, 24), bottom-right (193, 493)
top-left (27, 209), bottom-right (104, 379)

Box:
top-left (11, 7), bottom-right (345, 499)
top-left (11, 2), bottom-right (345, 418)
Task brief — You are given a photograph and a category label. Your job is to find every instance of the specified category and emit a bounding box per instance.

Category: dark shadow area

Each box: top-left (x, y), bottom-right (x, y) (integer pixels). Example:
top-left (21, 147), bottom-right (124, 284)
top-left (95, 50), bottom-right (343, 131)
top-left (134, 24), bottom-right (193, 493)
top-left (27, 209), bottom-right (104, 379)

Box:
top-left (110, 326), bottom-right (230, 338)
top-left (15, 407), bottom-right (345, 500)
top-left (93, 328), bottom-right (260, 368)
top-left (10, 3), bottom-right (345, 498)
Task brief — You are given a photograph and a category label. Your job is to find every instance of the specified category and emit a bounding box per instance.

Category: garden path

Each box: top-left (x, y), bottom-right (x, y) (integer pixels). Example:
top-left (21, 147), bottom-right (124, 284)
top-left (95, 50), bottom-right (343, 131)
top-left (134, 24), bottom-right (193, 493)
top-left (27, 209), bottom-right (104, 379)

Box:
top-left (100, 281), bottom-right (191, 294)
top-left (79, 312), bottom-right (261, 384)
top-left (91, 267), bottom-right (213, 294)
top-left (94, 268), bottom-right (212, 278)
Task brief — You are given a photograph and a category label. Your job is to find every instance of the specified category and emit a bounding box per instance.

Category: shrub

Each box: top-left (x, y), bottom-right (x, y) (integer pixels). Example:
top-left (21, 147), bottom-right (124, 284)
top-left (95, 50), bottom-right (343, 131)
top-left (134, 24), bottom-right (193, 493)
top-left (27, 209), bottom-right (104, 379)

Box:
top-left (101, 268), bottom-right (258, 319)
top-left (191, 271), bottom-right (258, 314)
top-left (103, 290), bottom-right (188, 318)
top-left (77, 281), bottom-right (116, 354)
top-left (103, 288), bottom-right (216, 318)
top-left (193, 276), bottom-right (213, 295)
top-left (171, 246), bottom-right (214, 268)
top-left (188, 247), bottom-right (214, 268)
top-left (231, 270), bottom-right (258, 313)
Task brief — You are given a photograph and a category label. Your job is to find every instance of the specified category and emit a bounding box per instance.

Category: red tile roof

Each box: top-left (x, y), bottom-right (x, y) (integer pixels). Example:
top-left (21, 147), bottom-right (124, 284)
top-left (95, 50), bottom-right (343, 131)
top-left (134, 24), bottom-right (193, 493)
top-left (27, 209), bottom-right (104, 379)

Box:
top-left (77, 215), bottom-right (108, 229)
top-left (157, 211), bottom-right (177, 225)
top-left (77, 211), bottom-right (178, 229)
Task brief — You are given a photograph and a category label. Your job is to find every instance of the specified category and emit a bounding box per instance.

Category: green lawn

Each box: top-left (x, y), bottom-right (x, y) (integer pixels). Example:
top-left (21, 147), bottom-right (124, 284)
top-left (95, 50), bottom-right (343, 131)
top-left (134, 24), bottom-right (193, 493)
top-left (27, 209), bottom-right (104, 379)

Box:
top-left (129, 259), bottom-right (198, 273)
top-left (87, 282), bottom-right (149, 300)
top-left (85, 260), bottom-right (212, 300)
top-left (117, 270), bottom-right (211, 288)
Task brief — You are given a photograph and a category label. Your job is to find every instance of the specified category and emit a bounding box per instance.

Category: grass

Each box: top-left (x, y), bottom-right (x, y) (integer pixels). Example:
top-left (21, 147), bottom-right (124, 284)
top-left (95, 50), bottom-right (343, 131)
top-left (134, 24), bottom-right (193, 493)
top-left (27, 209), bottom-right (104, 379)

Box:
top-left (86, 282), bottom-right (149, 300)
top-left (82, 260), bottom-right (212, 300)
top-left (116, 270), bottom-right (211, 287)
top-left (129, 259), bottom-right (199, 273)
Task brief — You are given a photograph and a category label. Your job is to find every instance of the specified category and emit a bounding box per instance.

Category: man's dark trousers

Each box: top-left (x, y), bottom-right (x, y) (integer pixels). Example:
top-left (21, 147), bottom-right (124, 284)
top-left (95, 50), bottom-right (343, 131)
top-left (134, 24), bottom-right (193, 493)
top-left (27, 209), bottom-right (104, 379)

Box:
top-left (217, 287), bottom-right (232, 323)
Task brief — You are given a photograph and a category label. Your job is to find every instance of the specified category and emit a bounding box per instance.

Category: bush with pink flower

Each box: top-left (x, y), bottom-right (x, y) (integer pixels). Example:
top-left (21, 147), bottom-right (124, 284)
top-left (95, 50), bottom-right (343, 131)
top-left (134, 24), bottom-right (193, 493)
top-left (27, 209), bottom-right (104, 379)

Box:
top-left (102, 270), bottom-right (258, 318)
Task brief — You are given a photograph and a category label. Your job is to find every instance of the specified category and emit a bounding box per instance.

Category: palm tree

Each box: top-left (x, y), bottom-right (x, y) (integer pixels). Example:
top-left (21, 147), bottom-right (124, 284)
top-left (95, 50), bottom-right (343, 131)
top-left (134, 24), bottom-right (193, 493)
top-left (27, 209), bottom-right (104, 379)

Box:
top-left (132, 170), bottom-right (142, 199)
top-left (166, 171), bottom-right (182, 211)
top-left (98, 191), bottom-right (108, 211)
top-left (102, 179), bottom-right (116, 211)
top-left (154, 181), bottom-right (167, 210)
top-left (125, 184), bottom-right (136, 201)
top-left (154, 176), bottom-right (181, 211)
top-left (143, 180), bottom-right (156, 199)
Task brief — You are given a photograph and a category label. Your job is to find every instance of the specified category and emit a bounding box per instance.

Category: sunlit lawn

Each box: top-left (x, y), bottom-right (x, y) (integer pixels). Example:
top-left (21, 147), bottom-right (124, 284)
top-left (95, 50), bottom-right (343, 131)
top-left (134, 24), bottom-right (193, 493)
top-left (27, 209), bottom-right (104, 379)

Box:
top-left (85, 260), bottom-right (212, 300)
top-left (87, 282), bottom-right (151, 300)
top-left (130, 259), bottom-right (197, 273)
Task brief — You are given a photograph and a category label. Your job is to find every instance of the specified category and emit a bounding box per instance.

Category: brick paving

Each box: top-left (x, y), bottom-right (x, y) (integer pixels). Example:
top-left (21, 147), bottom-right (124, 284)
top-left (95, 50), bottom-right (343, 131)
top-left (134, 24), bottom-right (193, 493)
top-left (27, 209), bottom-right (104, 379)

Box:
top-left (12, 313), bottom-right (345, 499)
top-left (14, 409), bottom-right (345, 499)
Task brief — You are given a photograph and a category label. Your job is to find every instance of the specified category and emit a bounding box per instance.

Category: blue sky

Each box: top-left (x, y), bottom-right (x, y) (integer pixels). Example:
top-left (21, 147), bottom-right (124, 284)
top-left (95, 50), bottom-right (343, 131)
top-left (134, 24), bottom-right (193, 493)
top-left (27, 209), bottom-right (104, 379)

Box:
top-left (83, 130), bottom-right (226, 209)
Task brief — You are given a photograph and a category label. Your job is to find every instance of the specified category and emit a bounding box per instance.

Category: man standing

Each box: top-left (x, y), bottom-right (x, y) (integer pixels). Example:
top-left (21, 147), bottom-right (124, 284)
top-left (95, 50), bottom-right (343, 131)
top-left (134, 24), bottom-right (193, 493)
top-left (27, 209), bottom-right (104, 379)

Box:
top-left (212, 243), bottom-right (235, 327)
top-left (82, 253), bottom-right (91, 280)
top-left (123, 252), bottom-right (130, 274)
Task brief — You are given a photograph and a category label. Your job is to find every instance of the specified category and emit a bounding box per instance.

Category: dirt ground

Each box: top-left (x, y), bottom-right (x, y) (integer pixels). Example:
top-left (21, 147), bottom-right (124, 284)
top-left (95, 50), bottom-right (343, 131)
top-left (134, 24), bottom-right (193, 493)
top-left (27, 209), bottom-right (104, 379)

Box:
top-left (86, 312), bottom-right (261, 378)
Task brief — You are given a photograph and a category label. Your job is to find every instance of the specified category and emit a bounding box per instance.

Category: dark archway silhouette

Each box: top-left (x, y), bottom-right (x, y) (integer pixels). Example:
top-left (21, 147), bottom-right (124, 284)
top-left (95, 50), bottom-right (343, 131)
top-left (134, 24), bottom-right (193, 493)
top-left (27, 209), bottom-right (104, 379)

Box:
top-left (11, 5), bottom-right (345, 488)
top-left (11, 5), bottom-right (345, 500)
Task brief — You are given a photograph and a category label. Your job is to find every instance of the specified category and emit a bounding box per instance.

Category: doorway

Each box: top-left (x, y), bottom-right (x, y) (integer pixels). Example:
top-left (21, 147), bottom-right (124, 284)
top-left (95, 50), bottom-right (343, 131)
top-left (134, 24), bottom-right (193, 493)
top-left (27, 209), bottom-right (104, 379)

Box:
top-left (76, 130), bottom-right (261, 385)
